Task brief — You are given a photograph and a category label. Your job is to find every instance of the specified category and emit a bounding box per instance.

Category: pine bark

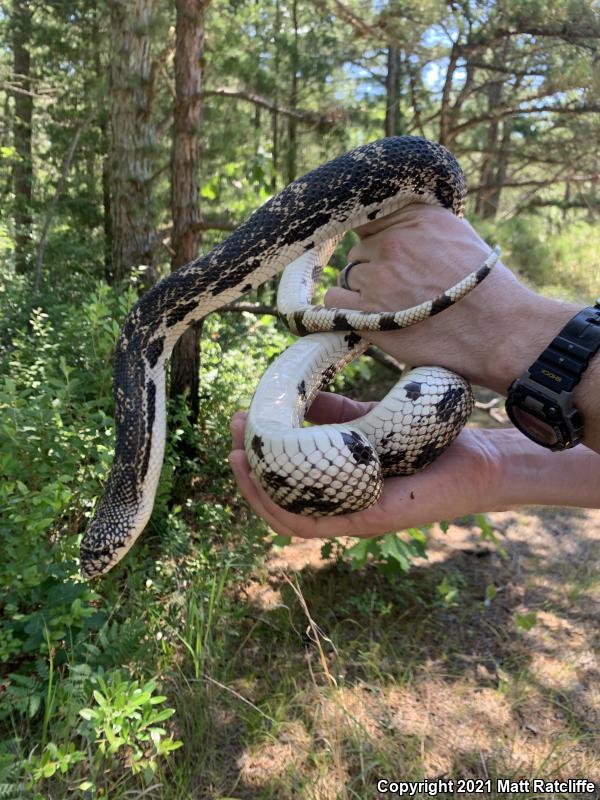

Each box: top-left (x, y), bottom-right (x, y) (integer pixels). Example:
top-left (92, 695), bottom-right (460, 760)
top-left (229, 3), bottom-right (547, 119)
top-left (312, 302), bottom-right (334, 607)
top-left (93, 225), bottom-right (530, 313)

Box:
top-left (12, 0), bottom-right (33, 275)
top-left (285, 0), bottom-right (299, 184)
top-left (475, 43), bottom-right (511, 219)
top-left (384, 44), bottom-right (402, 137)
top-left (109, 0), bottom-right (158, 283)
top-left (92, 2), bottom-right (112, 280)
top-left (169, 0), bottom-right (208, 421)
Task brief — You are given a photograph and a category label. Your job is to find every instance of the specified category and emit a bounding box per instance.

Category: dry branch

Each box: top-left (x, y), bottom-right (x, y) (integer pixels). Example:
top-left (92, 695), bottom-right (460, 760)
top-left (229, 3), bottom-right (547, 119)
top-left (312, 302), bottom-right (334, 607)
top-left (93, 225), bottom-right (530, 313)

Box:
top-left (202, 88), bottom-right (342, 128)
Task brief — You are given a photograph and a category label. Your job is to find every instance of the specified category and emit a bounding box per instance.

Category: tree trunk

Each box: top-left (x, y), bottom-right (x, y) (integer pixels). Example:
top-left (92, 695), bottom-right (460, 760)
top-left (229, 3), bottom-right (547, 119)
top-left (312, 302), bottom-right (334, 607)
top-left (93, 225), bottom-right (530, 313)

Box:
top-left (285, 0), bottom-right (299, 184)
top-left (474, 82), bottom-right (503, 218)
top-left (482, 117), bottom-right (512, 218)
top-left (169, 0), bottom-right (208, 422)
top-left (439, 42), bottom-right (459, 148)
top-left (109, 0), bottom-right (158, 284)
top-left (92, 1), bottom-right (112, 280)
top-left (384, 44), bottom-right (403, 137)
top-left (271, 0), bottom-right (281, 192)
top-left (475, 42), bottom-right (510, 219)
top-left (12, 0), bottom-right (33, 275)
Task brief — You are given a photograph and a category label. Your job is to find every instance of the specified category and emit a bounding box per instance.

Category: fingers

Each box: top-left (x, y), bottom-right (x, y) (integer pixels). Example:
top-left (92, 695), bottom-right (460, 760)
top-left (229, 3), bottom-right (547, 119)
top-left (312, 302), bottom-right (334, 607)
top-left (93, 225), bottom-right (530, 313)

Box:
top-left (229, 410), bottom-right (329, 537)
top-left (230, 410), bottom-right (248, 449)
top-left (228, 449), bottom-right (299, 537)
top-left (306, 391), bottom-right (377, 424)
top-left (231, 396), bottom-right (375, 435)
top-left (324, 286), bottom-right (364, 309)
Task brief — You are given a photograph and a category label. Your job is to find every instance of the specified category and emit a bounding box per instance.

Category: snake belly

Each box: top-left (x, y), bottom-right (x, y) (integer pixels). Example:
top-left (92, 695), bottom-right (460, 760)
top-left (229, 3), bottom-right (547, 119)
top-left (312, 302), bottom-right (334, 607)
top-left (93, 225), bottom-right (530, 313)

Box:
top-left (81, 136), bottom-right (487, 579)
top-left (245, 332), bottom-right (474, 516)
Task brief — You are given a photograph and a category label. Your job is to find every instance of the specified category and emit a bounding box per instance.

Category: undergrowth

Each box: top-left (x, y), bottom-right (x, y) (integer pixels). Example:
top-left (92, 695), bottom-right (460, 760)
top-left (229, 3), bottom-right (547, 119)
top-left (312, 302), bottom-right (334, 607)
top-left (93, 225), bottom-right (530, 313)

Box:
top-left (1, 213), bottom-right (597, 797)
top-left (0, 269), bottom-right (280, 797)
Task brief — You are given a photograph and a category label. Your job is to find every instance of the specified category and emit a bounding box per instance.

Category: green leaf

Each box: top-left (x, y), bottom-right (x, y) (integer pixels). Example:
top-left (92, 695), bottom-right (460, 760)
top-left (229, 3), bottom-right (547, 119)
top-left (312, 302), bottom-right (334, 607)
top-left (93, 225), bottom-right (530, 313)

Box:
top-left (42, 762), bottom-right (57, 778)
top-left (200, 183), bottom-right (217, 199)
top-left (485, 584), bottom-right (497, 604)
top-left (92, 690), bottom-right (107, 707)
top-left (152, 708), bottom-right (175, 722)
top-left (437, 576), bottom-right (459, 606)
top-left (476, 514), bottom-right (508, 558)
top-left (345, 538), bottom-right (378, 569)
top-left (320, 541), bottom-right (333, 560)
top-left (475, 513), bottom-right (493, 538)
top-left (105, 727), bottom-right (125, 753)
top-left (381, 535), bottom-right (411, 571)
top-left (515, 611), bottom-right (537, 631)
top-left (406, 528), bottom-right (428, 558)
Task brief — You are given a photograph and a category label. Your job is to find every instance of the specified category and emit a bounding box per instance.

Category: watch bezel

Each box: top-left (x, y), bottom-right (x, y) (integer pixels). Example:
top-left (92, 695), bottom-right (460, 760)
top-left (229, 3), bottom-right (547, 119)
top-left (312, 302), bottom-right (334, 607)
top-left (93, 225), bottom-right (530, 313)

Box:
top-left (505, 377), bottom-right (583, 450)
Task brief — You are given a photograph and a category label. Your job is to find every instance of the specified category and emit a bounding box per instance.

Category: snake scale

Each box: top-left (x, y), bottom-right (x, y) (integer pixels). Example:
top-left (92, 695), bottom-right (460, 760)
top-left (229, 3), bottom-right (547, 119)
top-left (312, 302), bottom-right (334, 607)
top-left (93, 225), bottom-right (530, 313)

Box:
top-left (80, 136), bottom-right (498, 578)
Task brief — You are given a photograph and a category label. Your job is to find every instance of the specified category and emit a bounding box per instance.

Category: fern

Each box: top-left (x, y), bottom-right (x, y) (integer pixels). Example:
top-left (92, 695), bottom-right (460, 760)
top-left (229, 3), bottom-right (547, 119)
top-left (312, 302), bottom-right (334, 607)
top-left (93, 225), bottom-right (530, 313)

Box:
top-left (0, 783), bottom-right (25, 799)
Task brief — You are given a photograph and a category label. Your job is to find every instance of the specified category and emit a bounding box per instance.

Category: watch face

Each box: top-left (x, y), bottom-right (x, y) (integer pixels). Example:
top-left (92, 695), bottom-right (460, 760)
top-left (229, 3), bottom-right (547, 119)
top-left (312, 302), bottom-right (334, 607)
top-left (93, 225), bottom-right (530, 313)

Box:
top-left (506, 403), bottom-right (560, 447)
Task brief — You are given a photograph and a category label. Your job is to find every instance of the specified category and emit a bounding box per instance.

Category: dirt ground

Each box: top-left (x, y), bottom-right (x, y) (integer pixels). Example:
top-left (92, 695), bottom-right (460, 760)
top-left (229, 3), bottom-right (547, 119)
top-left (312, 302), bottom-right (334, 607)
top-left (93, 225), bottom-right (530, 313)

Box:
top-left (234, 502), bottom-right (600, 799)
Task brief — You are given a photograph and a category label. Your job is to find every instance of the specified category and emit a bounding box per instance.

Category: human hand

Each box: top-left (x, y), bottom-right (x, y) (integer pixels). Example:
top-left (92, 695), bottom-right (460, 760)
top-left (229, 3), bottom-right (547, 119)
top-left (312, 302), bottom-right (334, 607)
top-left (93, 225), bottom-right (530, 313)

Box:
top-left (228, 391), bottom-right (500, 540)
top-left (324, 204), bottom-right (581, 396)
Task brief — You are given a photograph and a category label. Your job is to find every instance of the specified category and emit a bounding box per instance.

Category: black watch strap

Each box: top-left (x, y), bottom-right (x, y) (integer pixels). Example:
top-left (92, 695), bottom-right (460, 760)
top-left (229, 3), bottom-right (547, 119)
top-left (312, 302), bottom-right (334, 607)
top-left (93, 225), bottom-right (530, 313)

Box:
top-left (525, 300), bottom-right (600, 394)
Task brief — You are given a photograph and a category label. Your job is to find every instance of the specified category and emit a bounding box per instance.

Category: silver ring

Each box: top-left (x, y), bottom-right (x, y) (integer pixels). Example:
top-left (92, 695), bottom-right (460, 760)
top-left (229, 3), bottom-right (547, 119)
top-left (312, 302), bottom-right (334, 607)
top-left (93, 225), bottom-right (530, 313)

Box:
top-left (339, 260), bottom-right (362, 291)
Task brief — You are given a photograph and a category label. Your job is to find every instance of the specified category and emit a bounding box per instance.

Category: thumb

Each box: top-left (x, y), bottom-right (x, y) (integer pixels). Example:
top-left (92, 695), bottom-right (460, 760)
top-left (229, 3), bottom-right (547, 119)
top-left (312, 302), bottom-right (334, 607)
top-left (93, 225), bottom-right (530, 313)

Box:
top-left (323, 286), bottom-right (365, 310)
top-left (306, 391), bottom-right (377, 424)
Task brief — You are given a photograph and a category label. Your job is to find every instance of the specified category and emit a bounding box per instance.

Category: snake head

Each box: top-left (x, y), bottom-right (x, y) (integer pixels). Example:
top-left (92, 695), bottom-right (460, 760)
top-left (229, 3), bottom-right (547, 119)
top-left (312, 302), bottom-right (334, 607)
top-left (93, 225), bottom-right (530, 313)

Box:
top-left (80, 494), bottom-right (144, 579)
top-left (79, 541), bottom-right (117, 579)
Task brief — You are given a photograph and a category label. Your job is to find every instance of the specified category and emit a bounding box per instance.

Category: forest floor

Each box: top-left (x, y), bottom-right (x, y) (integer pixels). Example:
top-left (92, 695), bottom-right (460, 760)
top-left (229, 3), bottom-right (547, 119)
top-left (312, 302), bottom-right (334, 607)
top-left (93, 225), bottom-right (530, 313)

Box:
top-left (223, 504), bottom-right (600, 799)
top-left (191, 392), bottom-right (600, 799)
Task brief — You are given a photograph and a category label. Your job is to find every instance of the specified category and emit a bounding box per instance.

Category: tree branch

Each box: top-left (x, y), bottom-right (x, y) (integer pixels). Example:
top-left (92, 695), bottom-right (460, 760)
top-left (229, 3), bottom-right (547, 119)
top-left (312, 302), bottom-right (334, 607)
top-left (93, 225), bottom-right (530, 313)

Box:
top-left (326, 0), bottom-right (379, 38)
top-left (197, 214), bottom-right (237, 232)
top-left (469, 173), bottom-right (598, 193)
top-left (202, 88), bottom-right (342, 128)
top-left (34, 116), bottom-right (91, 294)
top-left (449, 103), bottom-right (600, 138)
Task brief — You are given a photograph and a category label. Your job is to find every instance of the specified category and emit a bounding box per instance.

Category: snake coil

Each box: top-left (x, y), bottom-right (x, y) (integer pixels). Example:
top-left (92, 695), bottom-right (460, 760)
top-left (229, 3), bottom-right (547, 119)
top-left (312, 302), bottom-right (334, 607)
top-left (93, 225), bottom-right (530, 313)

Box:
top-left (80, 136), bottom-right (496, 578)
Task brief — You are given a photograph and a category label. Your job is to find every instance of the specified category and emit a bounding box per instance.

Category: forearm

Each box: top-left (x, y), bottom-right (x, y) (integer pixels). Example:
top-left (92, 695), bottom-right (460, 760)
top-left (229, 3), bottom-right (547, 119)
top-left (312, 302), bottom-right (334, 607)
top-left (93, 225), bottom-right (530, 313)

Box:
top-left (490, 428), bottom-right (600, 510)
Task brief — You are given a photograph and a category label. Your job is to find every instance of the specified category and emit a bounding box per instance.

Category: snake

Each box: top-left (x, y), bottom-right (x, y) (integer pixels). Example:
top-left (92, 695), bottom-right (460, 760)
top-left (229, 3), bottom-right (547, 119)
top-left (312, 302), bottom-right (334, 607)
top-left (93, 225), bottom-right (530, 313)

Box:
top-left (80, 135), bottom-right (498, 579)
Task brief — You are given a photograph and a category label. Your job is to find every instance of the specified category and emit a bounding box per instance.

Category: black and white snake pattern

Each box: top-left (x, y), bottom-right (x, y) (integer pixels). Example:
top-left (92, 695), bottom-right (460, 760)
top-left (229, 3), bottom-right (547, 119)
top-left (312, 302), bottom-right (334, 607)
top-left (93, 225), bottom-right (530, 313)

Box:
top-left (80, 136), bottom-right (498, 578)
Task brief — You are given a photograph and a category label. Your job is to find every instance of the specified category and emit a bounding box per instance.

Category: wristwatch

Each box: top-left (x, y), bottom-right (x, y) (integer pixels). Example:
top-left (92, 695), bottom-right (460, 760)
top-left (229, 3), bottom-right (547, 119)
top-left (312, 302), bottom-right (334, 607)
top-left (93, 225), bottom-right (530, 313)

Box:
top-left (505, 300), bottom-right (600, 450)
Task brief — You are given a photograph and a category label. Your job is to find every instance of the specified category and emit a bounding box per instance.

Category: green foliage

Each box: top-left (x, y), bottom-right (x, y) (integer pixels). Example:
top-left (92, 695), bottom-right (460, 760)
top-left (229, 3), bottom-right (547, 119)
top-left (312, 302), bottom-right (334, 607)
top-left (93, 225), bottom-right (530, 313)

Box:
top-left (0, 266), bottom-right (282, 794)
top-left (28, 743), bottom-right (86, 782)
top-left (435, 573), bottom-right (463, 608)
top-left (514, 611), bottom-right (538, 631)
top-left (78, 672), bottom-right (182, 776)
top-left (474, 215), bottom-right (600, 301)
top-left (317, 513), bottom-right (506, 585)
top-left (0, 278), bottom-right (134, 675)
top-left (320, 528), bottom-right (430, 578)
